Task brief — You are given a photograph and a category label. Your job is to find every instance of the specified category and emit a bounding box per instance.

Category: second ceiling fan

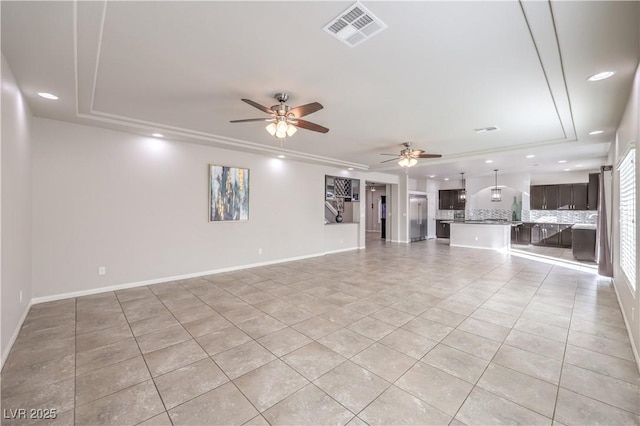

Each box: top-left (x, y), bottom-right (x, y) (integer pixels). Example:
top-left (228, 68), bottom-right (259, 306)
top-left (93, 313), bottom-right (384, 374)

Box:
top-left (380, 142), bottom-right (442, 167)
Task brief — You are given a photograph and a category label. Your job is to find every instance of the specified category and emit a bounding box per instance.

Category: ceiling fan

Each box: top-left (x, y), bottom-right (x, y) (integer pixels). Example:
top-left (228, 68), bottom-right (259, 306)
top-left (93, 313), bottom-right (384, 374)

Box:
top-left (380, 142), bottom-right (442, 167)
top-left (230, 93), bottom-right (329, 139)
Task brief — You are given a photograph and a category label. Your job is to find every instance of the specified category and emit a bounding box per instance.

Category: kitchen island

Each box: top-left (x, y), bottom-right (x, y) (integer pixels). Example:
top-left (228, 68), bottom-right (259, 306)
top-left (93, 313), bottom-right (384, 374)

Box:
top-left (449, 221), bottom-right (514, 252)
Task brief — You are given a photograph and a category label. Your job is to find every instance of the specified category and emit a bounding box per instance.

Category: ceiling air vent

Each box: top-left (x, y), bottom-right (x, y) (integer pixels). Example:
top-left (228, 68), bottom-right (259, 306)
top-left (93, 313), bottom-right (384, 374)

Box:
top-left (473, 126), bottom-right (501, 133)
top-left (323, 2), bottom-right (387, 48)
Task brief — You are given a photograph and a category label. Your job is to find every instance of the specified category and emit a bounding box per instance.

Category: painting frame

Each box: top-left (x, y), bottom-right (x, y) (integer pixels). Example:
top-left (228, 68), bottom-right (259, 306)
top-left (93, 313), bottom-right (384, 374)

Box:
top-left (209, 164), bottom-right (250, 222)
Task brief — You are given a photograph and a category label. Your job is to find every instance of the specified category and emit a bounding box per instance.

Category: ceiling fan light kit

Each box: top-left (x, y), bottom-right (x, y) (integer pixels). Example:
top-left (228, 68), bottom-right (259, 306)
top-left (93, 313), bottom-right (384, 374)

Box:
top-left (231, 92), bottom-right (328, 141)
top-left (399, 157), bottom-right (418, 168)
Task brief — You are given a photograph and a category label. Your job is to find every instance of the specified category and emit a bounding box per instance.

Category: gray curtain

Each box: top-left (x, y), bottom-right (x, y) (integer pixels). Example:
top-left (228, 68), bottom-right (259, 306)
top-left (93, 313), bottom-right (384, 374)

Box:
top-left (598, 166), bottom-right (613, 277)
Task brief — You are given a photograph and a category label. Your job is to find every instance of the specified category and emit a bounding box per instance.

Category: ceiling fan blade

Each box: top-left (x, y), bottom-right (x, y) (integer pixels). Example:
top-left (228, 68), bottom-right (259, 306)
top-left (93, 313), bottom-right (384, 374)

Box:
top-left (241, 99), bottom-right (275, 115)
top-left (380, 157), bottom-right (400, 163)
top-left (410, 150), bottom-right (425, 156)
top-left (292, 119), bottom-right (329, 133)
top-left (288, 102), bottom-right (323, 118)
top-left (417, 153), bottom-right (442, 158)
top-left (380, 153), bottom-right (401, 156)
top-left (230, 118), bottom-right (274, 123)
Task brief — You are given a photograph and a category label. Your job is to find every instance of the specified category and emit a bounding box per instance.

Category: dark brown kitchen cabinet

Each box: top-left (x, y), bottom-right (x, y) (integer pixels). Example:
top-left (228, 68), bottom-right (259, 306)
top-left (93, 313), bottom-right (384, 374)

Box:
top-left (530, 223), bottom-right (571, 247)
top-left (438, 190), bottom-right (465, 210)
top-left (587, 173), bottom-right (599, 210)
top-left (531, 186), bottom-right (545, 210)
top-left (435, 220), bottom-right (451, 238)
top-left (532, 184), bottom-right (590, 210)
top-left (572, 184), bottom-right (588, 210)
top-left (531, 223), bottom-right (559, 246)
top-left (545, 186), bottom-right (559, 210)
top-left (530, 185), bottom-right (559, 210)
top-left (511, 224), bottom-right (531, 245)
top-left (531, 224), bottom-right (543, 244)
top-left (559, 184), bottom-right (588, 210)
top-left (560, 224), bottom-right (572, 248)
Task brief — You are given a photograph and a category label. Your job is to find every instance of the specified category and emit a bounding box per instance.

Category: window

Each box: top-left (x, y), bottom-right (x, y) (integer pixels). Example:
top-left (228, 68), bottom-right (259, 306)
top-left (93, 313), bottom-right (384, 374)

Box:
top-left (619, 148), bottom-right (636, 290)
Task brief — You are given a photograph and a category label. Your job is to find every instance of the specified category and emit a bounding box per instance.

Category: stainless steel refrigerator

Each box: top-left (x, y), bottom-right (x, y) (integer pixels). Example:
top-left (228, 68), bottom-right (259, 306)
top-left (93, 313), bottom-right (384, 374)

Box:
top-left (409, 194), bottom-right (428, 241)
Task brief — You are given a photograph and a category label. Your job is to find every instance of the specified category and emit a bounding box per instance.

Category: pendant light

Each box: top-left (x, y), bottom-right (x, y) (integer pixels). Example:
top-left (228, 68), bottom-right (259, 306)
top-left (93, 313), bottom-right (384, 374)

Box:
top-left (491, 169), bottom-right (502, 202)
top-left (459, 172), bottom-right (466, 201)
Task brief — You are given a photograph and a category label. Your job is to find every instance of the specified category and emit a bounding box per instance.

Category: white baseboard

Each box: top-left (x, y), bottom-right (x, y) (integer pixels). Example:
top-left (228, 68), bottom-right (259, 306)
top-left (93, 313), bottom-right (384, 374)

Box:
top-left (450, 243), bottom-right (507, 252)
top-left (324, 247), bottom-right (359, 255)
top-left (611, 278), bottom-right (640, 372)
top-left (1, 300), bottom-right (32, 370)
top-left (31, 248), bottom-right (358, 306)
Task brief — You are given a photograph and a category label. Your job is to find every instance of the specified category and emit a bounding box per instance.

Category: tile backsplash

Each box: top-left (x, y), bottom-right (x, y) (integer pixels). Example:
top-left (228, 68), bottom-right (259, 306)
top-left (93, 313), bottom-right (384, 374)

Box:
top-left (436, 209), bottom-right (512, 220)
top-left (436, 209), bottom-right (598, 224)
top-left (524, 210), bottom-right (598, 224)
top-left (466, 209), bottom-right (513, 221)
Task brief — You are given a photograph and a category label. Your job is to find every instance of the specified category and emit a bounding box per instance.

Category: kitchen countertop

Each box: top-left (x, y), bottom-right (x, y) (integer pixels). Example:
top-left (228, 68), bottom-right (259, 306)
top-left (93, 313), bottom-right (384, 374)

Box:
top-left (572, 223), bottom-right (597, 230)
top-left (439, 220), bottom-right (522, 226)
top-left (437, 220), bottom-right (597, 227)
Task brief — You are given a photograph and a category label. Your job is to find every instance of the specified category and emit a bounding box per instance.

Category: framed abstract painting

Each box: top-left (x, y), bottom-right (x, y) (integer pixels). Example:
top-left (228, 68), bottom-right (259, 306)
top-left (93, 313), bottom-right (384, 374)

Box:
top-left (209, 165), bottom-right (249, 221)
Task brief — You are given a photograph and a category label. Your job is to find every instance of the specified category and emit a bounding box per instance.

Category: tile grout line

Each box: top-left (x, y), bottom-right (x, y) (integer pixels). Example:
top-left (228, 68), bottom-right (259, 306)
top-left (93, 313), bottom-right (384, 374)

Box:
top-left (114, 289), bottom-right (173, 426)
top-left (447, 256), bottom-right (556, 423)
top-left (146, 284), bottom-right (264, 423)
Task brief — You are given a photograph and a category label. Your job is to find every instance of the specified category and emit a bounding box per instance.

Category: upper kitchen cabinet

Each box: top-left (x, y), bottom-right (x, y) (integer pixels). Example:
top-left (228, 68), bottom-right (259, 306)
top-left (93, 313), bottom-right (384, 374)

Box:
top-left (530, 185), bottom-right (559, 210)
top-left (531, 183), bottom-right (592, 210)
top-left (587, 173), bottom-right (599, 210)
top-left (558, 184), bottom-right (588, 210)
top-left (438, 189), bottom-right (465, 210)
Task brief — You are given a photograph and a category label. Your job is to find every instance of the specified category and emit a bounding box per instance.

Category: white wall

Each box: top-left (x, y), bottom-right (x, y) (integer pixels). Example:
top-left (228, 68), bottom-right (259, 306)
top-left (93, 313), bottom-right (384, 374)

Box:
top-left (439, 173), bottom-right (531, 211)
top-left (530, 171), bottom-right (591, 185)
top-left (31, 118), bottom-right (365, 300)
top-left (1, 55), bottom-right (33, 366)
top-left (609, 62), bottom-right (640, 366)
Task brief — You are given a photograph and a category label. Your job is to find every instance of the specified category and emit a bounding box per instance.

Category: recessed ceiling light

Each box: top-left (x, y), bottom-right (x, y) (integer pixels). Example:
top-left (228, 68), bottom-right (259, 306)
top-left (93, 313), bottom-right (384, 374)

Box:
top-left (428, 175), bottom-right (435, 178)
top-left (277, 155), bottom-right (286, 159)
top-left (347, 167), bottom-right (354, 170)
top-left (37, 92), bottom-right (58, 100)
top-left (485, 160), bottom-right (493, 163)
top-left (151, 133), bottom-right (164, 138)
top-left (558, 160), bottom-right (567, 163)
top-left (526, 154), bottom-right (535, 159)
top-left (576, 164), bottom-right (583, 167)
top-left (587, 71), bottom-right (615, 81)
top-left (588, 130), bottom-right (603, 135)
top-left (564, 168), bottom-right (571, 171)
top-left (444, 178), bottom-right (450, 181)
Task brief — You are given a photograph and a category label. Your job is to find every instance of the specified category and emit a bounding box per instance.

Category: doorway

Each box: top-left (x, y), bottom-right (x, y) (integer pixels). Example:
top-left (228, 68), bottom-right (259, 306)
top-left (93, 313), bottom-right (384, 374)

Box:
top-left (380, 195), bottom-right (386, 239)
top-left (365, 182), bottom-right (388, 240)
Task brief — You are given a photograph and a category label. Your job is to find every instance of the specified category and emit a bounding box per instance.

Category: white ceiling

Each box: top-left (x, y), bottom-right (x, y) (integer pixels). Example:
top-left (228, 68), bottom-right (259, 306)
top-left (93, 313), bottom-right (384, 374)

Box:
top-left (2, 1), bottom-right (638, 180)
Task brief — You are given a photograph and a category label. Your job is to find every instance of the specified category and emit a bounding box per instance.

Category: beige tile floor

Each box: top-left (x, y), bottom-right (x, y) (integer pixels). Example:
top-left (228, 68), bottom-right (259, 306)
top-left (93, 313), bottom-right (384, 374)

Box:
top-left (2, 238), bottom-right (639, 425)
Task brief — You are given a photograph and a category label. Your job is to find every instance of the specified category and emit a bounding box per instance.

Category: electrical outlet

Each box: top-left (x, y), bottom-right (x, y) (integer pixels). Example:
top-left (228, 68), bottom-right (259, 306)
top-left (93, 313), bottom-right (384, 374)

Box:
top-left (19, 290), bottom-right (23, 303)
top-left (98, 266), bottom-right (106, 275)
top-left (258, 248), bottom-right (262, 255)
